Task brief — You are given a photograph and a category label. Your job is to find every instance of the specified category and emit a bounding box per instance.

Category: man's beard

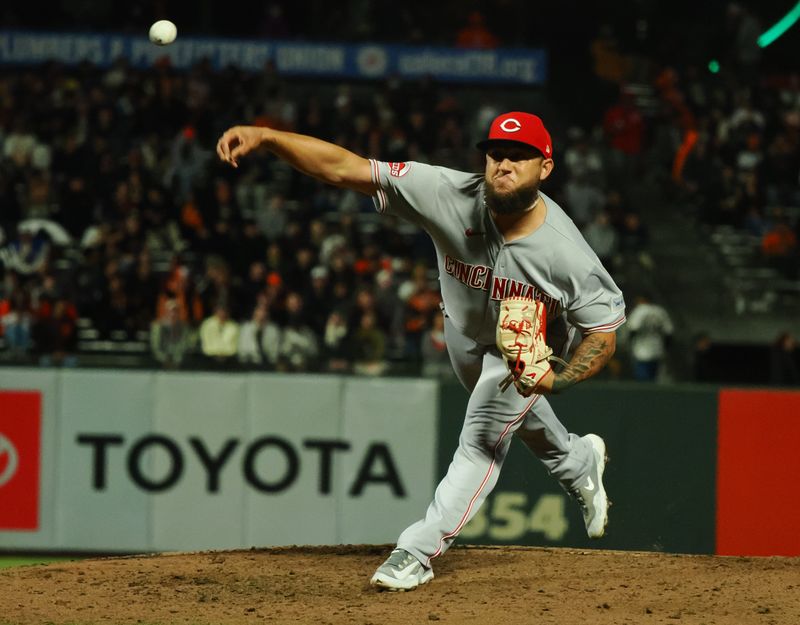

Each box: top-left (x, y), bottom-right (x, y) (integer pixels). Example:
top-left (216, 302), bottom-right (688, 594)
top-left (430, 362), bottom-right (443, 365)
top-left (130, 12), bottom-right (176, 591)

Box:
top-left (484, 179), bottom-right (540, 215)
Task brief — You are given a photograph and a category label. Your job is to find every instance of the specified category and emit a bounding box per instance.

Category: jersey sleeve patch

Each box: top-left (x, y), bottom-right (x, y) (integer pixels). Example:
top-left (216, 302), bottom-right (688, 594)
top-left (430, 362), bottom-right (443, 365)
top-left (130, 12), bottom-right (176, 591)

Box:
top-left (388, 162), bottom-right (411, 177)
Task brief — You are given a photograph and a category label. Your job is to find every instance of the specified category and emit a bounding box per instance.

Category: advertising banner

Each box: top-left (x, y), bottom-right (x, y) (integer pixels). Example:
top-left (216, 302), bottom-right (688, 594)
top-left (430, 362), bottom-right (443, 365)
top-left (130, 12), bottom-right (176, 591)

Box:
top-left (150, 372), bottom-right (249, 551)
top-left (337, 378), bottom-right (438, 544)
top-left (56, 370), bottom-right (154, 551)
top-left (243, 374), bottom-right (344, 548)
top-left (0, 30), bottom-right (547, 84)
top-left (0, 369), bottom-right (438, 552)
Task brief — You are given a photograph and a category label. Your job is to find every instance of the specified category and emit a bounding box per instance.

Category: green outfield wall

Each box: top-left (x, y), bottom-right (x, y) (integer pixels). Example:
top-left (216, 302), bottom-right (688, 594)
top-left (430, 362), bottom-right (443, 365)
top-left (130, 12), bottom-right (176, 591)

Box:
top-left (439, 381), bottom-right (800, 556)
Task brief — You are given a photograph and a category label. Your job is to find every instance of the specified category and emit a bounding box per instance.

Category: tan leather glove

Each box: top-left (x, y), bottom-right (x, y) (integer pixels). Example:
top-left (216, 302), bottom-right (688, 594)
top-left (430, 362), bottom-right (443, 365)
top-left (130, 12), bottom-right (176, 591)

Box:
top-left (496, 297), bottom-right (567, 396)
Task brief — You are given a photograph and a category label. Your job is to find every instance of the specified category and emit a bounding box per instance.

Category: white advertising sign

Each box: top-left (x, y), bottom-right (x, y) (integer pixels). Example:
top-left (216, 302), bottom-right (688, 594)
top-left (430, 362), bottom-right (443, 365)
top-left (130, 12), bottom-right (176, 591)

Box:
top-left (0, 368), bottom-right (438, 553)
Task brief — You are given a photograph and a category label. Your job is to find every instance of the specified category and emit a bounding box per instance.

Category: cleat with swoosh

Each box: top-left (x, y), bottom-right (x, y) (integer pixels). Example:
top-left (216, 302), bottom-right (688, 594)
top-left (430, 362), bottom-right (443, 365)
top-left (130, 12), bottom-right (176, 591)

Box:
top-left (370, 549), bottom-right (434, 591)
top-left (570, 434), bottom-right (609, 539)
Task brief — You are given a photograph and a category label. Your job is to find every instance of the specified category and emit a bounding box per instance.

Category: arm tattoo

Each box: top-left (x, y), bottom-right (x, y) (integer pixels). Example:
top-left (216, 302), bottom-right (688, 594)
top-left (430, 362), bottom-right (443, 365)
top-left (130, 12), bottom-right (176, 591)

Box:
top-left (551, 332), bottom-right (616, 394)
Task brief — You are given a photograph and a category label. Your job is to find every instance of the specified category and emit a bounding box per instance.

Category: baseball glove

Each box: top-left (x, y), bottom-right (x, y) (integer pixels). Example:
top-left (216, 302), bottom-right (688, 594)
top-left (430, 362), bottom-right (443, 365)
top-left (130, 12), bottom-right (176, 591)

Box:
top-left (496, 296), bottom-right (568, 396)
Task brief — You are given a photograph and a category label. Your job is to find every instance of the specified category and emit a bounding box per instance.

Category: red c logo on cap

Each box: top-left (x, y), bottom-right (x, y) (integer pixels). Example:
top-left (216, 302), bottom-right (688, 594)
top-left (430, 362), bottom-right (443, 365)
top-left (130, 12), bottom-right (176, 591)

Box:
top-left (499, 118), bottom-right (522, 133)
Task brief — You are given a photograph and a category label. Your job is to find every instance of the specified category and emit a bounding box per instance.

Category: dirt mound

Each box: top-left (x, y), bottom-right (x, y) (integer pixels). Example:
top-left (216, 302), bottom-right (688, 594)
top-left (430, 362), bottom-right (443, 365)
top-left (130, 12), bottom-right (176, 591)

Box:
top-left (1, 545), bottom-right (798, 625)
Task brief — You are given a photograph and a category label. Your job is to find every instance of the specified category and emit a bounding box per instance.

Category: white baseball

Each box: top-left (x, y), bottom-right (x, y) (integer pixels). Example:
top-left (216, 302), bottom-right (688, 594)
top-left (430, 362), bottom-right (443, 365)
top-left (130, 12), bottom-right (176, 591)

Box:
top-left (149, 20), bottom-right (177, 46)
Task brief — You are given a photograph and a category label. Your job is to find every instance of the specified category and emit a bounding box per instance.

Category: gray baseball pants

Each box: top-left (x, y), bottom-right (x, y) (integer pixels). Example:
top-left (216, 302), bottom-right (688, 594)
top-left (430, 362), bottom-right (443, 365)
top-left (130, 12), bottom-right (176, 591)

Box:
top-left (397, 315), bottom-right (595, 567)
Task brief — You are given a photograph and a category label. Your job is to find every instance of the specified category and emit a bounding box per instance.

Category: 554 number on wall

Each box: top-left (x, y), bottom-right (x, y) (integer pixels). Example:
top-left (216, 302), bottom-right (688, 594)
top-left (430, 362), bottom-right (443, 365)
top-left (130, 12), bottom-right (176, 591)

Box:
top-left (459, 491), bottom-right (569, 542)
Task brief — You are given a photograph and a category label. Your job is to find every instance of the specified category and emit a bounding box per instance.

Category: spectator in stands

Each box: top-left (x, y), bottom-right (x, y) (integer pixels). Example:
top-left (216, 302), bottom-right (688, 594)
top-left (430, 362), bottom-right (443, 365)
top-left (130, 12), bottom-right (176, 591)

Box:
top-left (308, 219), bottom-right (328, 251)
top-left (770, 331), bottom-right (799, 387)
top-left (117, 212), bottom-right (147, 261)
top-left (680, 135), bottom-right (721, 222)
top-left (692, 332), bottom-right (716, 383)
top-left (455, 11), bottom-right (499, 49)
top-left (150, 299), bottom-right (193, 369)
top-left (603, 88), bottom-right (645, 183)
top-left (761, 211), bottom-right (798, 278)
top-left (352, 310), bottom-right (387, 376)
top-left (420, 312), bottom-right (451, 378)
top-left (373, 268), bottom-right (404, 356)
top-left (31, 274), bottom-right (61, 319)
top-left (284, 245), bottom-right (316, 293)
top-left (328, 279), bottom-right (354, 321)
top-left (53, 134), bottom-right (94, 238)
top-left (724, 95), bottom-right (765, 145)
top-left (127, 250), bottom-right (160, 333)
top-left (626, 293), bottom-right (674, 382)
top-left (235, 220), bottom-right (269, 276)
top-left (237, 305), bottom-right (281, 369)
top-left (736, 132), bottom-right (763, 174)
top-left (0, 290), bottom-right (32, 359)
top-left (199, 304), bottom-right (240, 365)
top-left (617, 212), bottom-right (654, 270)
top-left (323, 310), bottom-right (350, 372)
top-left (156, 279), bottom-right (204, 330)
top-left (256, 194), bottom-right (289, 242)
top-left (3, 116), bottom-right (38, 169)
top-left (264, 270), bottom-right (284, 309)
top-left (603, 189), bottom-right (630, 230)
top-left (102, 274), bottom-right (135, 339)
top-left (165, 126), bottom-right (210, 203)
top-left (73, 246), bottom-right (106, 323)
top-left (563, 170), bottom-right (606, 230)
top-left (563, 127), bottom-right (605, 187)
top-left (264, 241), bottom-right (285, 277)
top-left (399, 263), bottom-right (441, 360)
top-left (239, 261), bottom-right (266, 316)
top-left (764, 120), bottom-right (800, 206)
top-left (724, 3), bottom-right (762, 85)
top-left (327, 251), bottom-right (356, 290)
top-left (304, 265), bottom-right (331, 334)
top-left (589, 23), bottom-right (632, 85)
top-left (353, 240), bottom-right (382, 282)
top-left (197, 257), bottom-right (240, 318)
top-left (349, 287), bottom-right (378, 330)
top-left (742, 205), bottom-right (769, 238)
top-left (278, 292), bottom-right (318, 371)
top-left (24, 173), bottom-right (54, 219)
top-left (582, 211), bottom-right (619, 269)
top-left (2, 229), bottom-right (49, 276)
top-left (33, 296), bottom-right (78, 367)
top-left (711, 165), bottom-right (745, 226)
top-left (318, 225), bottom-right (349, 268)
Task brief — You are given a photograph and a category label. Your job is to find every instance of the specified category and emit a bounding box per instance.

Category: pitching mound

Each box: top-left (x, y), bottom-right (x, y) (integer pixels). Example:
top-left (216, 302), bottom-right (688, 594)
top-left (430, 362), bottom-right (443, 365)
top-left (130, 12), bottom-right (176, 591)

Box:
top-left (2, 545), bottom-right (798, 625)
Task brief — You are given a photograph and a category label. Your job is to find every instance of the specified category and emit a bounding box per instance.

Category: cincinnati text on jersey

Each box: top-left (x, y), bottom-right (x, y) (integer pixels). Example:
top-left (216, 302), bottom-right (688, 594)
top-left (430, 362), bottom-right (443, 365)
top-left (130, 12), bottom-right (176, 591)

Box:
top-left (443, 254), bottom-right (561, 314)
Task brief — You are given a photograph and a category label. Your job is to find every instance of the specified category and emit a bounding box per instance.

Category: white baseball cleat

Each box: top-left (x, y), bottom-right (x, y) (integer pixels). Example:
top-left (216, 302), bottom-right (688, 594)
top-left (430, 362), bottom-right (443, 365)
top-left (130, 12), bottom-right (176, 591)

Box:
top-left (573, 433), bottom-right (609, 539)
top-left (370, 548), bottom-right (434, 591)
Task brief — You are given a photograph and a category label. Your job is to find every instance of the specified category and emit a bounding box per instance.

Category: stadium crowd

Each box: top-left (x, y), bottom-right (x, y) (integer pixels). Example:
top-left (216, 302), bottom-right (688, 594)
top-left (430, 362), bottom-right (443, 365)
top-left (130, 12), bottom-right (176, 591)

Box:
top-left (669, 68), bottom-right (800, 280)
top-left (0, 2), bottom-right (798, 381)
top-left (0, 55), bottom-right (650, 374)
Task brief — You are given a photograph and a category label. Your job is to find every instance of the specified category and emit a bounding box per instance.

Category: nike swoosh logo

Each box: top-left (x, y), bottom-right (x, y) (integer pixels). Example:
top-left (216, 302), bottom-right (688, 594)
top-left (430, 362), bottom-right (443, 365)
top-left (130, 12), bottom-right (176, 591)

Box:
top-left (584, 476), bottom-right (595, 491)
top-left (465, 228), bottom-right (484, 237)
top-left (391, 562), bottom-right (420, 579)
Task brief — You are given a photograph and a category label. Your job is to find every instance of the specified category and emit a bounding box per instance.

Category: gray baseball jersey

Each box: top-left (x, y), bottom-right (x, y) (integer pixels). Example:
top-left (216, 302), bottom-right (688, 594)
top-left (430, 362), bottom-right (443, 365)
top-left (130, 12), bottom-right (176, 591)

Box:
top-left (370, 160), bottom-right (626, 357)
top-left (369, 158), bottom-right (625, 566)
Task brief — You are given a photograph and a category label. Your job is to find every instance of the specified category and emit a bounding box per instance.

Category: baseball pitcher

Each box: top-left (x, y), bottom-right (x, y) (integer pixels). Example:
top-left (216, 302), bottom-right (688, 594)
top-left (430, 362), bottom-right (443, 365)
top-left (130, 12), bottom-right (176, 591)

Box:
top-left (217, 111), bottom-right (626, 591)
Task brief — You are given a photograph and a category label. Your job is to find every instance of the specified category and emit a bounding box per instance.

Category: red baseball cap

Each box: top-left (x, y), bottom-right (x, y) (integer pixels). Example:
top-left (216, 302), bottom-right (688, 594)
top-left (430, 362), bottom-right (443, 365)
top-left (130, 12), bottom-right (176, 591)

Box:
top-left (477, 112), bottom-right (553, 158)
